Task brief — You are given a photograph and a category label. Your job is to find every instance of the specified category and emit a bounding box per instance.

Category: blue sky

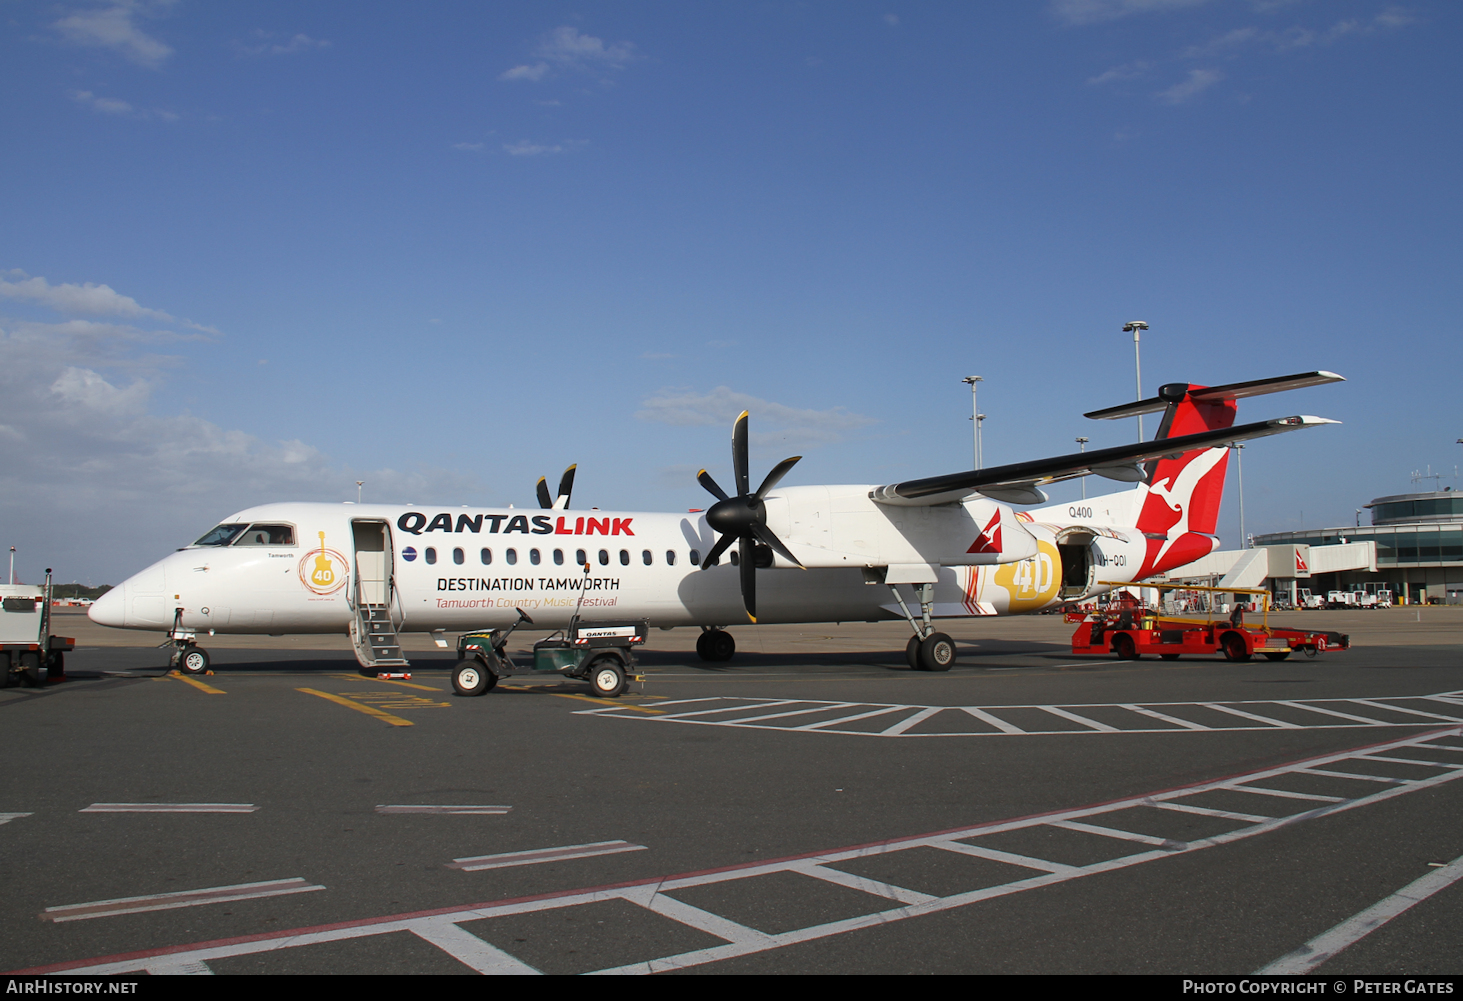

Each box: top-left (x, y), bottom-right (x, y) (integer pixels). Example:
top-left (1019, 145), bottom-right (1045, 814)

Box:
top-left (2, 0), bottom-right (1459, 583)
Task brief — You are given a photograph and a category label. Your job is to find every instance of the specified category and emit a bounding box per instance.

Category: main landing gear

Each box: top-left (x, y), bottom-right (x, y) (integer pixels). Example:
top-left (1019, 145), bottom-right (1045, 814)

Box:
top-left (891, 582), bottom-right (956, 672)
top-left (696, 627), bottom-right (736, 662)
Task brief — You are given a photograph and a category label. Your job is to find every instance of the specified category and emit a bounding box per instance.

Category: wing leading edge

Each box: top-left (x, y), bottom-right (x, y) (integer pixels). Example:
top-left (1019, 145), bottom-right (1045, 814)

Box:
top-left (869, 414), bottom-right (1338, 507)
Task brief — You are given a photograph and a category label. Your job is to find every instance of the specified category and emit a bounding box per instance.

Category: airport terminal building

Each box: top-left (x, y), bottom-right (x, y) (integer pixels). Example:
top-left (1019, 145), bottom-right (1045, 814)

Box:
top-left (1165, 488), bottom-right (1463, 605)
top-left (1252, 489), bottom-right (1463, 605)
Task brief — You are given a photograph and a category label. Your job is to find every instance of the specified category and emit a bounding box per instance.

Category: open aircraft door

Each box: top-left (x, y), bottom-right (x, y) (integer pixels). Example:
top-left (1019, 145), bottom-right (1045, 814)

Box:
top-left (1056, 528), bottom-right (1096, 600)
top-left (350, 520), bottom-right (408, 671)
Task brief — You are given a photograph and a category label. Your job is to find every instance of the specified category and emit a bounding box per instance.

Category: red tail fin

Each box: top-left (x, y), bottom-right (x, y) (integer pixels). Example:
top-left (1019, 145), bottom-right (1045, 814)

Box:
top-left (1134, 385), bottom-right (1235, 576)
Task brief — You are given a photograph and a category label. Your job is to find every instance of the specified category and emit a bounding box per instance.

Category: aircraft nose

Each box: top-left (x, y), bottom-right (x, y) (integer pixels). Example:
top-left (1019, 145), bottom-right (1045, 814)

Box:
top-left (88, 585), bottom-right (127, 627)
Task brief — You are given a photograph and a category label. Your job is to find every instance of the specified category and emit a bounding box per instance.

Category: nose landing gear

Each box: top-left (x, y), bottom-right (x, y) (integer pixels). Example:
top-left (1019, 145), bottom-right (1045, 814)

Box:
top-left (164, 607), bottom-right (212, 675)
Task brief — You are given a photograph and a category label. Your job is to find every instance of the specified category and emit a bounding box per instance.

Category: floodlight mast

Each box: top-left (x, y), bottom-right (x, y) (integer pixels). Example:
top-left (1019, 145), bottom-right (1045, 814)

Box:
top-left (1075, 437), bottom-right (1089, 500)
top-left (962, 376), bottom-right (983, 469)
top-left (1122, 321), bottom-right (1149, 441)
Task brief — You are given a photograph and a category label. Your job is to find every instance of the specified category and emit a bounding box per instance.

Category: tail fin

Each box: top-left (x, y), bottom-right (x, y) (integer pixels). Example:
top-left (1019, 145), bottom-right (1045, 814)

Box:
top-left (1083, 371), bottom-right (1343, 578)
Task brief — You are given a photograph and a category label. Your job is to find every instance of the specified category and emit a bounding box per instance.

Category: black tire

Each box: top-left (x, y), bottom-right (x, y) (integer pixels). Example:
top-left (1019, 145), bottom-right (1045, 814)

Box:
top-left (589, 657), bottom-right (627, 698)
top-left (46, 651), bottom-right (64, 680)
top-left (703, 629), bottom-right (735, 662)
top-left (1264, 652), bottom-right (1290, 662)
top-left (906, 634), bottom-right (922, 670)
top-left (918, 633), bottom-right (956, 672)
top-left (1160, 653), bottom-right (1180, 661)
top-left (0, 652), bottom-right (13, 689)
top-left (452, 659), bottom-right (493, 696)
top-left (1113, 634), bottom-right (1139, 660)
top-left (18, 651), bottom-right (43, 687)
top-left (695, 631), bottom-right (711, 661)
top-left (179, 647), bottom-right (210, 675)
top-left (1221, 633), bottom-right (1251, 662)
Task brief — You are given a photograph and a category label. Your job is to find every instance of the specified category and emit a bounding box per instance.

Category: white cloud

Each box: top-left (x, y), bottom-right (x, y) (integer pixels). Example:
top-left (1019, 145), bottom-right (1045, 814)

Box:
top-left (234, 30), bottom-right (332, 57)
top-left (499, 62), bottom-right (550, 82)
top-left (637, 387), bottom-right (876, 448)
top-left (68, 89), bottom-right (177, 121)
top-left (503, 139), bottom-right (585, 157)
top-left (883, 13), bottom-right (900, 26)
top-left (536, 26), bottom-right (635, 66)
top-left (53, 2), bottom-right (174, 68)
top-left (451, 142), bottom-right (484, 151)
top-left (1157, 68), bottom-right (1222, 104)
top-left (0, 282), bottom-right (478, 582)
top-left (1052, 0), bottom-right (1212, 26)
top-left (499, 26), bottom-right (637, 83)
top-left (0, 272), bottom-right (214, 333)
top-left (1375, 6), bottom-right (1417, 29)
top-left (1087, 61), bottom-right (1150, 85)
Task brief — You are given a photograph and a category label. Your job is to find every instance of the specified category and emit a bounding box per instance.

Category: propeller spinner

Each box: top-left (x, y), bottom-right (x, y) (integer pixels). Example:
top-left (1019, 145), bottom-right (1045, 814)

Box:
top-left (697, 411), bottom-right (803, 621)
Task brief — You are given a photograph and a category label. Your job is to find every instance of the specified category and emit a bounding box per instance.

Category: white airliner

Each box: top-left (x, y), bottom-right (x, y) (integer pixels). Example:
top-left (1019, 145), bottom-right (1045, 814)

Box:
top-left (89, 372), bottom-right (1342, 676)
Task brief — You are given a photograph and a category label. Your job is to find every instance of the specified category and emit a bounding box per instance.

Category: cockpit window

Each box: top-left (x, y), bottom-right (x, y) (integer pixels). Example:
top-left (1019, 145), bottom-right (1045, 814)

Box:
top-left (231, 524), bottom-right (297, 546)
top-left (193, 524), bottom-right (249, 547)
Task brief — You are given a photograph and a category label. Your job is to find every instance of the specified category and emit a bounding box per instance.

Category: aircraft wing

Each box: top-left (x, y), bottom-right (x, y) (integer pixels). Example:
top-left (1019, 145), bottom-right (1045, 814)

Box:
top-left (868, 415), bottom-right (1338, 507)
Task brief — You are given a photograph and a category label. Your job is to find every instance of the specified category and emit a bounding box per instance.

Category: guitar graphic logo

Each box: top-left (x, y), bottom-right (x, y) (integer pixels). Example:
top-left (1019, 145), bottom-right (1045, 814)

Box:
top-left (298, 531), bottom-right (349, 595)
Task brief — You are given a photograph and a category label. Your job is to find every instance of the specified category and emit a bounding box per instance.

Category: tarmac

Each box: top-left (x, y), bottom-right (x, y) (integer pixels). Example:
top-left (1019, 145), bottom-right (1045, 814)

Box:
top-left (2, 607), bottom-right (1460, 975)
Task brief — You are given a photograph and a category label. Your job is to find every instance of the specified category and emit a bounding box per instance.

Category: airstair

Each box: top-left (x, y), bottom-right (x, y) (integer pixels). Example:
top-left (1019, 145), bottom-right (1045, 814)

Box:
top-left (350, 601), bottom-right (408, 670)
top-left (349, 519), bottom-right (408, 671)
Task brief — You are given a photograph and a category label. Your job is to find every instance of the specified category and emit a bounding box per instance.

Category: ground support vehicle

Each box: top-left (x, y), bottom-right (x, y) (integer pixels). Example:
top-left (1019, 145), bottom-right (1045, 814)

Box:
top-left (0, 571), bottom-right (75, 687)
top-left (452, 608), bottom-right (648, 698)
top-left (1069, 584), bottom-right (1348, 663)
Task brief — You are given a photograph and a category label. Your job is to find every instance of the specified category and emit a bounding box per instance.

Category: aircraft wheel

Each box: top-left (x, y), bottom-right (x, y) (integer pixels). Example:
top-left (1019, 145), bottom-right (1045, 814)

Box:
top-left (699, 629), bottom-right (735, 662)
top-left (1113, 634), bottom-right (1139, 660)
top-left (452, 659), bottom-right (494, 696)
top-left (1160, 653), bottom-right (1180, 661)
top-left (179, 647), bottom-right (210, 675)
top-left (918, 633), bottom-right (956, 672)
top-left (1221, 633), bottom-right (1251, 662)
top-left (1264, 652), bottom-right (1290, 662)
top-left (18, 651), bottom-right (43, 687)
top-left (589, 657), bottom-right (627, 698)
top-left (906, 634), bottom-right (922, 670)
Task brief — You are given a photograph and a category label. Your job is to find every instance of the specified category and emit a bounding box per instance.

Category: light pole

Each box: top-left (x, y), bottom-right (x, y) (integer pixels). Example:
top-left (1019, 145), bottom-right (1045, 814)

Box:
top-left (1232, 443), bottom-right (1246, 548)
top-left (1122, 321), bottom-right (1149, 441)
top-left (356, 481), bottom-right (364, 504)
top-left (962, 376), bottom-right (983, 469)
top-left (1075, 437), bottom-right (1089, 500)
top-left (7, 547), bottom-right (12, 585)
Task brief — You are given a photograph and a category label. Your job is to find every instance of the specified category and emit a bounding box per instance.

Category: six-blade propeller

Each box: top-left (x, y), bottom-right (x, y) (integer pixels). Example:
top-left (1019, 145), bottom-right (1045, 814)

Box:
top-left (697, 411), bottom-right (803, 621)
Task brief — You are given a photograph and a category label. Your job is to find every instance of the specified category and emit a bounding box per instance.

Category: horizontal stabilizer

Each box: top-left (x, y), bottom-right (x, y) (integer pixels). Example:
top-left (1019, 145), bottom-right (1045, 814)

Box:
top-left (869, 415), bottom-right (1339, 507)
top-left (1085, 371), bottom-right (1344, 421)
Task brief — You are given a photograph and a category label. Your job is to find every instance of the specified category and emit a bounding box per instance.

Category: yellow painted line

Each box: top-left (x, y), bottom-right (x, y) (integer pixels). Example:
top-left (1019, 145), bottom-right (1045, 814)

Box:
top-left (328, 674), bottom-right (443, 692)
top-left (297, 688), bottom-right (414, 726)
top-left (548, 693), bottom-right (665, 714)
top-left (167, 670), bottom-right (226, 695)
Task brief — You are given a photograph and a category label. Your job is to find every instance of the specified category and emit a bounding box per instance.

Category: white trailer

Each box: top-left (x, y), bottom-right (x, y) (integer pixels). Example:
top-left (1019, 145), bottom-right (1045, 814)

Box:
top-left (0, 570), bottom-right (75, 687)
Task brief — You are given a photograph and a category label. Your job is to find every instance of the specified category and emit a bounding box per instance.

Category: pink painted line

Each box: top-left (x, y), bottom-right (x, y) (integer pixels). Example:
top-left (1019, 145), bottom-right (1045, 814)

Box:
top-left (42, 879), bottom-right (325, 922)
top-left (80, 803), bottom-right (258, 813)
top-left (449, 840), bottom-right (646, 871)
top-left (376, 805), bottom-right (512, 815)
top-left (13, 725), bottom-right (1458, 976)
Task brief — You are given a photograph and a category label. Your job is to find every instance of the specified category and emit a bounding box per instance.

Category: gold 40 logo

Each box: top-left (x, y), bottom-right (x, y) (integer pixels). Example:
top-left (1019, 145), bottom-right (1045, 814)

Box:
top-left (299, 532), bottom-right (349, 595)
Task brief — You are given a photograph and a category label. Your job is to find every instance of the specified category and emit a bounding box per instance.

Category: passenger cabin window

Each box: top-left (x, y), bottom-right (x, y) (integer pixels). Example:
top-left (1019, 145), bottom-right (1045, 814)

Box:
top-left (194, 524), bottom-right (248, 547)
top-left (506, 548), bottom-right (518, 566)
top-left (620, 549), bottom-right (630, 565)
top-left (530, 549), bottom-right (541, 565)
top-left (425, 547), bottom-right (438, 565)
top-left (689, 549), bottom-right (700, 565)
top-left (642, 550), bottom-right (652, 565)
top-left (553, 549), bottom-right (564, 565)
top-left (480, 548), bottom-right (492, 565)
top-left (576, 549), bottom-right (587, 567)
top-left (453, 547), bottom-right (465, 565)
top-left (666, 550), bottom-right (676, 566)
top-left (598, 549), bottom-right (609, 566)
top-left (232, 524), bottom-right (296, 546)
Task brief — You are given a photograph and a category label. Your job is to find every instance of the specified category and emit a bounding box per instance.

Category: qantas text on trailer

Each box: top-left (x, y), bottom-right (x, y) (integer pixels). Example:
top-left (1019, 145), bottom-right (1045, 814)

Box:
top-left (88, 372), bottom-right (1344, 680)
